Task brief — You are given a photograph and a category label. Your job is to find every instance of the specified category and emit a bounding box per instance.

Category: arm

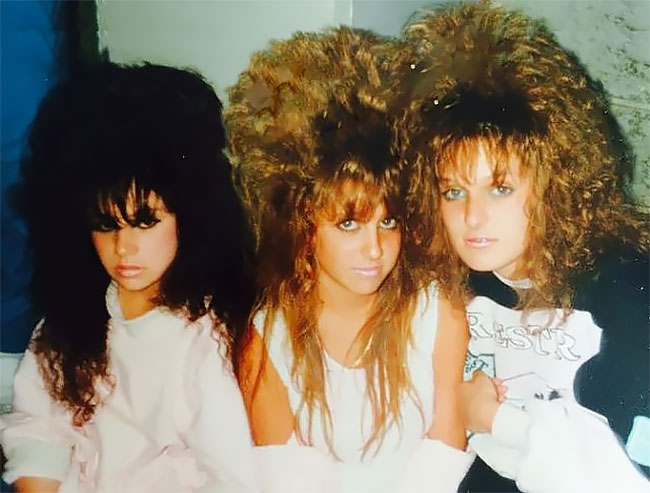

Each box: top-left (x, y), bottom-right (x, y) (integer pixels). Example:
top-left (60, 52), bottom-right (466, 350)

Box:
top-left (0, 349), bottom-right (73, 488)
top-left (574, 249), bottom-right (649, 476)
top-left (466, 250), bottom-right (650, 492)
top-left (458, 371), bottom-right (504, 434)
top-left (470, 399), bottom-right (650, 493)
top-left (394, 292), bottom-right (475, 493)
top-left (237, 328), bottom-right (340, 493)
top-left (182, 325), bottom-right (259, 493)
top-left (428, 294), bottom-right (469, 448)
top-left (460, 345), bottom-right (649, 492)
top-left (238, 329), bottom-right (293, 445)
top-left (14, 477), bottom-right (61, 493)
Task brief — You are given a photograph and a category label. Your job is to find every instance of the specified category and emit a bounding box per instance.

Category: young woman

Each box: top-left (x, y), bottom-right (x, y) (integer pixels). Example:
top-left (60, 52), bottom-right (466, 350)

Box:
top-left (0, 63), bottom-right (257, 492)
top-left (226, 27), bottom-right (483, 493)
top-left (398, 2), bottom-right (650, 492)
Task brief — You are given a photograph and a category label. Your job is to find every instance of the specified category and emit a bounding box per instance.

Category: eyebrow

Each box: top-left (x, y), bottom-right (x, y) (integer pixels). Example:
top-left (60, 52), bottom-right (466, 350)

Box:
top-left (437, 176), bottom-right (462, 187)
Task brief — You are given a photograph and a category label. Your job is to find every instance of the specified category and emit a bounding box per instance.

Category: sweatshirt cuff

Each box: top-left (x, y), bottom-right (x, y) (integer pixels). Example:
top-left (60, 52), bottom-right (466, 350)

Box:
top-left (416, 439), bottom-right (475, 470)
top-left (254, 444), bottom-right (339, 493)
top-left (2, 438), bottom-right (72, 484)
top-left (396, 439), bottom-right (476, 493)
top-left (491, 403), bottom-right (531, 450)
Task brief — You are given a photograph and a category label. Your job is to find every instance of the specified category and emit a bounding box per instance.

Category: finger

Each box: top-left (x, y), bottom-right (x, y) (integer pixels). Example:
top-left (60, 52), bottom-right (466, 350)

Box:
top-left (474, 370), bottom-right (491, 382)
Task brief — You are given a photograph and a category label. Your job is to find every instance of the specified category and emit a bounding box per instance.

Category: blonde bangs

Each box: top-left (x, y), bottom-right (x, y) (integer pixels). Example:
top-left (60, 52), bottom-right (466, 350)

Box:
top-left (313, 176), bottom-right (395, 223)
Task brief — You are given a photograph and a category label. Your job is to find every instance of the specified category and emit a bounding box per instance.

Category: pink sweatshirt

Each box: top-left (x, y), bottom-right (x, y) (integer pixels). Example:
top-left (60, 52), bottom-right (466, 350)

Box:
top-left (0, 282), bottom-right (258, 493)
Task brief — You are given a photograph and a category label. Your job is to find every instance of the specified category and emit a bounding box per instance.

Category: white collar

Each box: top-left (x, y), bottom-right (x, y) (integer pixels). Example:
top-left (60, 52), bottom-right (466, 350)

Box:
top-left (492, 270), bottom-right (534, 290)
top-left (105, 281), bottom-right (184, 337)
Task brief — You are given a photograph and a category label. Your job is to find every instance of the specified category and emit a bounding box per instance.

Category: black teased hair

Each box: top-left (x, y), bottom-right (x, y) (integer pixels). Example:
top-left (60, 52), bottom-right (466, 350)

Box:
top-left (15, 62), bottom-right (255, 424)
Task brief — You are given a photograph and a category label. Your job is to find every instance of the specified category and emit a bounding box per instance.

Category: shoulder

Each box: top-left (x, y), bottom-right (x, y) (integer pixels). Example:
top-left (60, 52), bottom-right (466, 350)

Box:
top-left (245, 308), bottom-right (293, 387)
top-left (582, 244), bottom-right (648, 286)
top-left (468, 271), bottom-right (519, 309)
top-left (250, 308), bottom-right (289, 352)
top-left (410, 282), bottom-right (440, 349)
top-left (573, 245), bottom-right (649, 464)
top-left (178, 312), bottom-right (233, 377)
top-left (414, 281), bottom-right (439, 317)
top-left (573, 245), bottom-right (649, 342)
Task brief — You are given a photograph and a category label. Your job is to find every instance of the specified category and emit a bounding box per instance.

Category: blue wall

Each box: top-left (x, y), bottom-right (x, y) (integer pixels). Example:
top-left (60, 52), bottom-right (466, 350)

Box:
top-left (1, 1), bottom-right (59, 352)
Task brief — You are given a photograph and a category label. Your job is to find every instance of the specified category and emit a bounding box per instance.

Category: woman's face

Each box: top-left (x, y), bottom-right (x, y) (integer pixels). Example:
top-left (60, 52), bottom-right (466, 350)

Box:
top-left (91, 191), bottom-right (178, 313)
top-left (438, 143), bottom-right (532, 280)
top-left (314, 202), bottom-right (401, 299)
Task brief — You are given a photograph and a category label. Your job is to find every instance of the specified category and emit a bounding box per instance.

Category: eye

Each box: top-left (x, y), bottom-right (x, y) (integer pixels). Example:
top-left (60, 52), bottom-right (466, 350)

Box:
top-left (136, 218), bottom-right (161, 230)
top-left (92, 224), bottom-right (116, 233)
top-left (491, 185), bottom-right (514, 197)
top-left (90, 217), bottom-right (119, 233)
top-left (337, 219), bottom-right (359, 231)
top-left (133, 209), bottom-right (162, 229)
top-left (379, 217), bottom-right (398, 229)
top-left (441, 188), bottom-right (466, 201)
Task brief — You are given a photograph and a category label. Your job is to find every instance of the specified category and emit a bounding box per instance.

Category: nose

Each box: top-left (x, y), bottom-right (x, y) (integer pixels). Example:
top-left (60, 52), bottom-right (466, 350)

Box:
top-left (464, 193), bottom-right (488, 229)
top-left (114, 227), bottom-right (138, 256)
top-left (366, 227), bottom-right (383, 260)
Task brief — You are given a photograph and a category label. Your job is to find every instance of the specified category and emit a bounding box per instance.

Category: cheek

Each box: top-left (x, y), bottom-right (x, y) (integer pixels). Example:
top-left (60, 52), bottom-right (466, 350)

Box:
top-left (314, 229), bottom-right (338, 267)
top-left (150, 222), bottom-right (179, 263)
top-left (493, 199), bottom-right (529, 256)
top-left (513, 196), bottom-right (531, 237)
top-left (385, 232), bottom-right (401, 263)
top-left (439, 202), bottom-right (462, 235)
top-left (91, 233), bottom-right (111, 260)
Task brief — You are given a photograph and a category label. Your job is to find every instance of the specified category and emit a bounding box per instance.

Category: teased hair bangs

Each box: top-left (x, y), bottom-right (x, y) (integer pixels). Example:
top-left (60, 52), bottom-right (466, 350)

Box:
top-left (88, 177), bottom-right (169, 229)
top-left (436, 134), bottom-right (537, 185)
top-left (313, 174), bottom-right (401, 224)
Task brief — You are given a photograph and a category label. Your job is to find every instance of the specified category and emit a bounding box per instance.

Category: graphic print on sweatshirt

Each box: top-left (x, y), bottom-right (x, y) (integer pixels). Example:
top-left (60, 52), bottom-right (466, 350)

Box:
top-left (463, 295), bottom-right (602, 407)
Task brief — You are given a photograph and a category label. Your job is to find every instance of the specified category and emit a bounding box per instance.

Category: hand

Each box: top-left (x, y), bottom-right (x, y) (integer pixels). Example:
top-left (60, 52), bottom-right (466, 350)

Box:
top-left (494, 377), bottom-right (507, 403)
top-left (459, 371), bottom-right (506, 434)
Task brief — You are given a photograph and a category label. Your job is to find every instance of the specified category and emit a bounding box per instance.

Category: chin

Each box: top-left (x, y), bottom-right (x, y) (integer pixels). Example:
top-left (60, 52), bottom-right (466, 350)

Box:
top-left (459, 255), bottom-right (502, 273)
top-left (349, 282), bottom-right (384, 296)
top-left (115, 278), bottom-right (154, 293)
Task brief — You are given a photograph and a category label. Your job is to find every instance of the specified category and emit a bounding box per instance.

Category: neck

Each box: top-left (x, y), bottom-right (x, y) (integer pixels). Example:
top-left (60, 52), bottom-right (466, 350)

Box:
top-left (118, 285), bottom-right (158, 320)
top-left (495, 262), bottom-right (529, 281)
top-left (317, 276), bottom-right (376, 318)
top-left (316, 275), bottom-right (376, 366)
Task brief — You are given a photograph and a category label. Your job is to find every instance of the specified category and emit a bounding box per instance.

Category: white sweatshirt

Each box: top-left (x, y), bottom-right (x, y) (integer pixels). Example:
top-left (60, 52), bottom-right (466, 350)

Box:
top-left (463, 263), bottom-right (650, 493)
top-left (1, 282), bottom-right (258, 493)
top-left (470, 399), bottom-right (650, 493)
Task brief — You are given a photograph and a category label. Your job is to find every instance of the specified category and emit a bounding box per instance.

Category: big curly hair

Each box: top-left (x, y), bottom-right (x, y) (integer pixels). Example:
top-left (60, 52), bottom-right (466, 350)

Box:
top-left (396, 0), bottom-right (649, 310)
top-left (226, 28), bottom-right (433, 456)
top-left (16, 62), bottom-right (255, 425)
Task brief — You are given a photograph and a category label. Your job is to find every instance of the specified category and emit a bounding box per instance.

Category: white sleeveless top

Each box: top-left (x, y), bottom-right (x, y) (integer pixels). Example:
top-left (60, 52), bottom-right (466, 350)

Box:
top-left (253, 283), bottom-right (440, 493)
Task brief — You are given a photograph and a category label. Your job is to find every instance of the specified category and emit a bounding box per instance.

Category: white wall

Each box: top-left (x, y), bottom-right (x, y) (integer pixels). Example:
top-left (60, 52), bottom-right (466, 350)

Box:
top-left (97, 0), bottom-right (650, 204)
top-left (97, 0), bottom-right (356, 99)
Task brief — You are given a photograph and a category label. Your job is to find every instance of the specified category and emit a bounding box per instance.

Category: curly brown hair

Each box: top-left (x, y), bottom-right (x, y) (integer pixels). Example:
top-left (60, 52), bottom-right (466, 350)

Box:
top-left (226, 27), bottom-right (434, 456)
top-left (396, 0), bottom-right (649, 311)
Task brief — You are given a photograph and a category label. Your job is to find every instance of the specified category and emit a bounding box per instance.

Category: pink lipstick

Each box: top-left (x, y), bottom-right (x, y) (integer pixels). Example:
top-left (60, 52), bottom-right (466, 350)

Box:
top-left (116, 264), bottom-right (142, 278)
top-left (464, 237), bottom-right (496, 248)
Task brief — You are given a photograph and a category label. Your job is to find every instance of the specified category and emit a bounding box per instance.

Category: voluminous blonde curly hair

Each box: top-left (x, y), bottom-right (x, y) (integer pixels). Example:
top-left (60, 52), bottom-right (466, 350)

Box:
top-left (226, 27), bottom-right (434, 456)
top-left (396, 0), bottom-right (649, 310)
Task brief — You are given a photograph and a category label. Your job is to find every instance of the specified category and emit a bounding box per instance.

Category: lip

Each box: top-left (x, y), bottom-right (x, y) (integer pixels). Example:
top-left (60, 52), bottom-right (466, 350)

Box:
top-left (352, 266), bottom-right (382, 278)
top-left (116, 264), bottom-right (143, 278)
top-left (464, 237), bottom-right (497, 248)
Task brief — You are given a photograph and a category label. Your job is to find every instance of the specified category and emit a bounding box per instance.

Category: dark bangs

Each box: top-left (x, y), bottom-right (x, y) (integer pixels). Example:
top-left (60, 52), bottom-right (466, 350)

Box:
top-left (86, 170), bottom-right (172, 231)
